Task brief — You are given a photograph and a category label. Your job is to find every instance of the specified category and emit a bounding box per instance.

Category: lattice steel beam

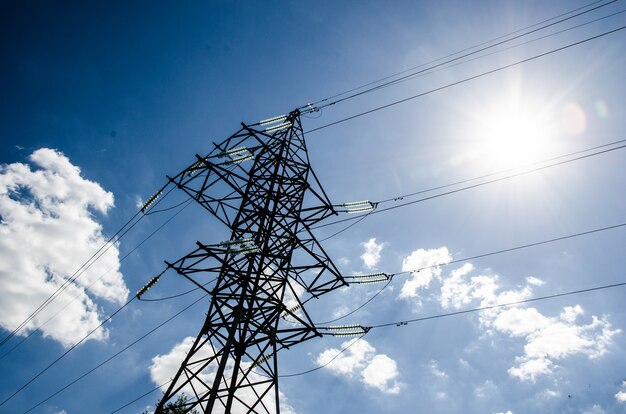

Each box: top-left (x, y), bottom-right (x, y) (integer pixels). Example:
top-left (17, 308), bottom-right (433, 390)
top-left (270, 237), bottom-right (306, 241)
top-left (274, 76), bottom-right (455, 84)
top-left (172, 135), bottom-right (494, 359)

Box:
top-left (155, 110), bottom-right (345, 413)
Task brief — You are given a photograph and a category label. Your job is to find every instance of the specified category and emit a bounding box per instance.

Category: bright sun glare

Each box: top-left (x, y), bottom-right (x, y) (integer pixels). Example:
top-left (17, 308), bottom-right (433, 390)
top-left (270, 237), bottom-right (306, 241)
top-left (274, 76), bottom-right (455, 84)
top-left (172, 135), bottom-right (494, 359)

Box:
top-left (469, 95), bottom-right (560, 169)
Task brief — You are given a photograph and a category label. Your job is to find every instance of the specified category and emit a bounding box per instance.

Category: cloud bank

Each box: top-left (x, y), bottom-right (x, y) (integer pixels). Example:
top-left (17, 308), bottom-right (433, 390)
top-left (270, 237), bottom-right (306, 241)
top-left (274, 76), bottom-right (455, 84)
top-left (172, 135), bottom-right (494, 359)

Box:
top-left (0, 148), bottom-right (128, 347)
top-left (400, 246), bottom-right (620, 383)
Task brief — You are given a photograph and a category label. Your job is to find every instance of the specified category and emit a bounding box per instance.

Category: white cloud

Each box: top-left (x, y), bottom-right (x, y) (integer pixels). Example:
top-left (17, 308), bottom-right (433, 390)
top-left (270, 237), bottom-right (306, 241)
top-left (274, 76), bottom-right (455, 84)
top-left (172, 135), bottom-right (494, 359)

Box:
top-left (428, 360), bottom-right (447, 378)
top-left (616, 391), bottom-right (626, 403)
top-left (316, 339), bottom-right (402, 394)
top-left (494, 411), bottom-right (513, 414)
top-left (150, 336), bottom-right (297, 413)
top-left (362, 354), bottom-right (401, 394)
top-left (316, 338), bottom-right (375, 377)
top-left (436, 261), bottom-right (620, 383)
top-left (525, 276), bottom-right (545, 286)
top-left (507, 357), bottom-right (553, 383)
top-left (360, 238), bottom-right (385, 269)
top-left (0, 148), bottom-right (128, 347)
top-left (440, 263), bottom-right (474, 309)
top-left (399, 247), bottom-right (451, 298)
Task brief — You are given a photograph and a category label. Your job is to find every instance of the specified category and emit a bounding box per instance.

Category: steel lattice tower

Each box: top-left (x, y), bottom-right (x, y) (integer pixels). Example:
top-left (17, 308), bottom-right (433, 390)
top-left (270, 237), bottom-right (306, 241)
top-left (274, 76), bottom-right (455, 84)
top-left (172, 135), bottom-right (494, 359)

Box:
top-left (154, 109), bottom-right (346, 413)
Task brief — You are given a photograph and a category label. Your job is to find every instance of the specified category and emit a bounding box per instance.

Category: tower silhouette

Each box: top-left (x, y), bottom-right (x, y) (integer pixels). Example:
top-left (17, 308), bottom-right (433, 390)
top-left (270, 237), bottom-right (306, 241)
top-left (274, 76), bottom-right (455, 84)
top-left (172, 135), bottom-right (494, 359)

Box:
top-left (155, 109), bottom-right (346, 413)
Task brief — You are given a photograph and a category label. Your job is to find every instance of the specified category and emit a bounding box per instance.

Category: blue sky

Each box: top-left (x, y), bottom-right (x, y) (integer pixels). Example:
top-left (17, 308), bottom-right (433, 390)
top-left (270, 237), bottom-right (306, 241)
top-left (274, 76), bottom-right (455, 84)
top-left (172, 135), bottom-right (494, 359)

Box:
top-left (1, 1), bottom-right (625, 413)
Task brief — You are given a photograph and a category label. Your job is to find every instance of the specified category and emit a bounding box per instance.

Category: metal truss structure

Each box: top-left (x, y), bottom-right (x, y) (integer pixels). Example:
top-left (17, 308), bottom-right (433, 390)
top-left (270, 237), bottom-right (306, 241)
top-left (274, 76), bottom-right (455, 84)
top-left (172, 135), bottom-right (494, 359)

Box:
top-left (155, 109), bottom-right (346, 413)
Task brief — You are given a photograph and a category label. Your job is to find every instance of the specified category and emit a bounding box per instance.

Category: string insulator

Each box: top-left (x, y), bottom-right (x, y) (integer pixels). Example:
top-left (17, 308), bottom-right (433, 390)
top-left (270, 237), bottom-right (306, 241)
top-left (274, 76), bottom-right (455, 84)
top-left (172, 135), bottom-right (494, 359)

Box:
top-left (264, 121), bottom-right (292, 132)
top-left (216, 147), bottom-right (254, 165)
top-left (336, 200), bottom-right (377, 214)
top-left (324, 324), bottom-right (370, 337)
top-left (218, 238), bottom-right (259, 255)
top-left (136, 273), bottom-right (163, 299)
top-left (258, 114), bottom-right (288, 126)
top-left (141, 190), bottom-right (163, 213)
top-left (346, 272), bottom-right (391, 285)
top-left (251, 353), bottom-right (274, 367)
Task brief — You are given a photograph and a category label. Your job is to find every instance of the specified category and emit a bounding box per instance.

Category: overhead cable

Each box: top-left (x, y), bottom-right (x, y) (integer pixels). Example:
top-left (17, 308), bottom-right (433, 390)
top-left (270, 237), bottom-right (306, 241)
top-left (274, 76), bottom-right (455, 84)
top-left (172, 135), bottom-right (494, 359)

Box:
top-left (314, 222), bottom-right (626, 326)
top-left (0, 298), bottom-right (136, 407)
top-left (306, 25), bottom-right (626, 133)
top-left (367, 280), bottom-right (626, 330)
top-left (300, 0), bottom-right (612, 109)
top-left (0, 267), bottom-right (170, 407)
top-left (355, 9), bottom-right (626, 95)
top-left (314, 143), bottom-right (626, 230)
top-left (0, 183), bottom-right (177, 350)
top-left (311, 1), bottom-right (618, 111)
top-left (22, 291), bottom-right (209, 414)
top-left (0, 196), bottom-right (192, 361)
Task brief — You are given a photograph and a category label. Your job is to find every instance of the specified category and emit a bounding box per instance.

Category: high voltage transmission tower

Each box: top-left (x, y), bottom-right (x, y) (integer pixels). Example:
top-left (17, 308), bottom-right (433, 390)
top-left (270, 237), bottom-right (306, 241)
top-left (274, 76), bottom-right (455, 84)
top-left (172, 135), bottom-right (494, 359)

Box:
top-left (153, 109), bottom-right (355, 413)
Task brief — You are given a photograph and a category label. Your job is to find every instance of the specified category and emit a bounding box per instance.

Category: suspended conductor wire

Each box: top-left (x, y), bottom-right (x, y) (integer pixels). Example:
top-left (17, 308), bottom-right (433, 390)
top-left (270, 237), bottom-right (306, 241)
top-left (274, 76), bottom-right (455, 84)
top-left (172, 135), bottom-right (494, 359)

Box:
top-left (261, 280), bottom-right (626, 381)
top-left (318, 208), bottom-right (376, 242)
top-left (393, 222), bottom-right (626, 278)
top-left (0, 197), bottom-right (193, 361)
top-left (0, 209), bottom-right (141, 349)
top-left (22, 291), bottom-right (209, 414)
top-left (143, 197), bottom-right (192, 215)
top-left (301, 0), bottom-right (609, 109)
top-left (0, 297), bottom-right (137, 407)
top-left (312, 139), bottom-right (624, 242)
top-left (306, 25), bottom-right (626, 133)
top-left (138, 276), bottom-right (218, 302)
top-left (347, 8), bottom-right (626, 104)
top-left (0, 182), bottom-right (177, 350)
top-left (317, 279), bottom-right (393, 325)
top-left (316, 222), bottom-right (625, 327)
top-left (312, 0), bottom-right (618, 111)
top-left (367, 281), bottom-right (626, 330)
top-left (279, 334), bottom-right (367, 378)
top-left (313, 143), bottom-right (626, 230)
top-left (377, 139), bottom-right (626, 204)
top-left (109, 380), bottom-right (172, 414)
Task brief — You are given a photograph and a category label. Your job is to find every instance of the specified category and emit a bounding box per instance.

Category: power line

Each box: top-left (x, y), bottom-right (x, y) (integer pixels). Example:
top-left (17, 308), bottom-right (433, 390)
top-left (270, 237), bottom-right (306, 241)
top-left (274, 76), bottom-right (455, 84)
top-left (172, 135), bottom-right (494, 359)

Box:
top-left (301, 0), bottom-right (611, 109)
top-left (315, 143), bottom-right (626, 230)
top-left (0, 183), bottom-right (175, 350)
top-left (312, 0), bottom-right (618, 111)
top-left (348, 8), bottom-right (626, 112)
top-left (22, 291), bottom-right (209, 414)
top-left (310, 222), bottom-right (626, 328)
top-left (394, 222), bottom-right (626, 278)
top-left (378, 139), bottom-right (626, 204)
top-left (138, 277), bottom-right (217, 302)
top-left (367, 281), bottom-right (626, 330)
top-left (0, 196), bottom-right (193, 361)
top-left (273, 280), bottom-right (626, 380)
top-left (306, 25), bottom-right (626, 133)
top-left (278, 335), bottom-right (366, 378)
top-left (0, 210), bottom-right (141, 349)
top-left (0, 295), bottom-right (138, 407)
top-left (109, 381), bottom-right (172, 414)
top-left (261, 280), bottom-right (626, 381)
top-left (317, 279), bottom-right (392, 325)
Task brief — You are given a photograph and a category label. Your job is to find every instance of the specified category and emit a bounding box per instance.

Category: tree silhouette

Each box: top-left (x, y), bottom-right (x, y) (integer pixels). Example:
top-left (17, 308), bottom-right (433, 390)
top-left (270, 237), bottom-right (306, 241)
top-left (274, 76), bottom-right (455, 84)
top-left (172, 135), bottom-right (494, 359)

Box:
top-left (143, 394), bottom-right (199, 414)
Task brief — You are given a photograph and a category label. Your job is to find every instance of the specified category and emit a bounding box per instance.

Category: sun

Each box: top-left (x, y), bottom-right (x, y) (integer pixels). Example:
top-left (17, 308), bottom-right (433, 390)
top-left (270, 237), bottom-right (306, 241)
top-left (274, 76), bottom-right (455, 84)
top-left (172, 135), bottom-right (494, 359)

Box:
top-left (467, 95), bottom-right (559, 170)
